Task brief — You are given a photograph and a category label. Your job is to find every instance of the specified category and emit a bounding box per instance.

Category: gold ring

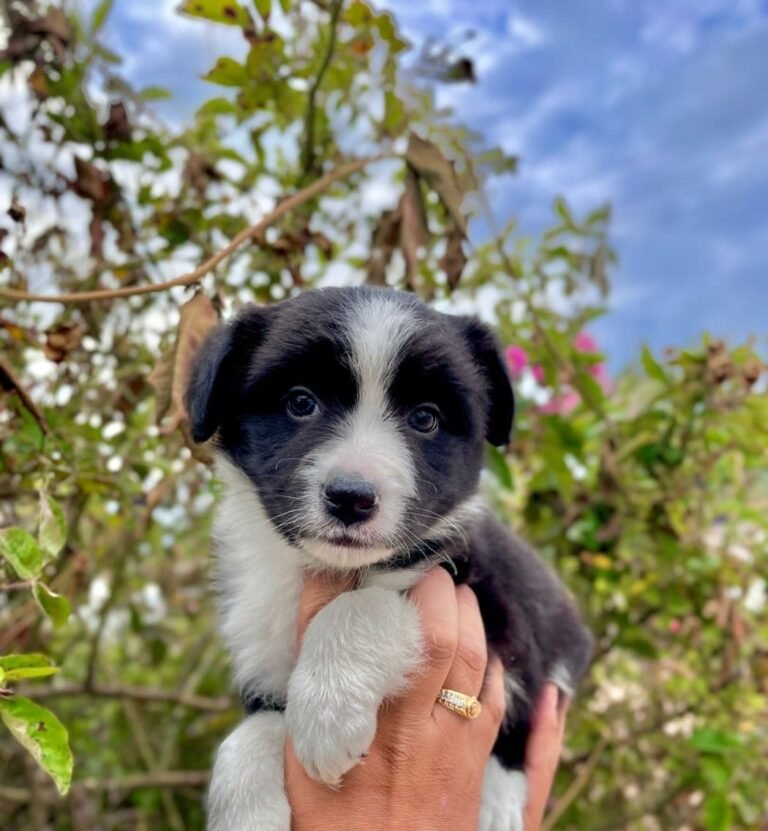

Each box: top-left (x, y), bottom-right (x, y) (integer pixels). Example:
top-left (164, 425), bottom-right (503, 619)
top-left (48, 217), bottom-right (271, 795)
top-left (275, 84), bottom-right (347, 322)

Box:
top-left (436, 688), bottom-right (482, 719)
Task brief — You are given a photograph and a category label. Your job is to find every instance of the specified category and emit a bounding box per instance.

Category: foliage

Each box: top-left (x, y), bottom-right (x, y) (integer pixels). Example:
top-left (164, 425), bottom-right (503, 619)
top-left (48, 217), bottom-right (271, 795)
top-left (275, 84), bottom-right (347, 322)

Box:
top-left (1, 1), bottom-right (766, 829)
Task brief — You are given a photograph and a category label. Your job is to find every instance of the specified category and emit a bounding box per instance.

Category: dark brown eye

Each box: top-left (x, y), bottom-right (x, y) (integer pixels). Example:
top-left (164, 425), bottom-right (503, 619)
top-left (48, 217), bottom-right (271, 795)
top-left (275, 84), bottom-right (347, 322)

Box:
top-left (408, 405), bottom-right (440, 434)
top-left (286, 387), bottom-right (319, 419)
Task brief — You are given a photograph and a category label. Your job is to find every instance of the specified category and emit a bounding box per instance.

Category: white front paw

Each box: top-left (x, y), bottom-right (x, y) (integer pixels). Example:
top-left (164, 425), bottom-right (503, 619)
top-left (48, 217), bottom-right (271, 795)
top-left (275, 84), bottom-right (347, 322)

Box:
top-left (285, 586), bottom-right (422, 787)
top-left (285, 666), bottom-right (377, 786)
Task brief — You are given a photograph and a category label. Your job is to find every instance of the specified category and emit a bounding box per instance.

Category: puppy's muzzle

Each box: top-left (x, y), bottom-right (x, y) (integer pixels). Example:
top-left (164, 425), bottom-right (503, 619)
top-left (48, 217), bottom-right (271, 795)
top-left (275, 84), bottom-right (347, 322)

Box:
top-left (323, 473), bottom-right (379, 526)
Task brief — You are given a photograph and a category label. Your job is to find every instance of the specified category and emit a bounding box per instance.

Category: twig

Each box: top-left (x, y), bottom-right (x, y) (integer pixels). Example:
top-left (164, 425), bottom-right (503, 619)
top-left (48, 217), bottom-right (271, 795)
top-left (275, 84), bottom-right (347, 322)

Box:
top-left (0, 155), bottom-right (387, 305)
top-left (300, 0), bottom-right (344, 180)
top-left (16, 682), bottom-right (233, 711)
top-left (0, 771), bottom-right (211, 804)
top-left (0, 580), bottom-right (33, 592)
top-left (542, 734), bottom-right (609, 831)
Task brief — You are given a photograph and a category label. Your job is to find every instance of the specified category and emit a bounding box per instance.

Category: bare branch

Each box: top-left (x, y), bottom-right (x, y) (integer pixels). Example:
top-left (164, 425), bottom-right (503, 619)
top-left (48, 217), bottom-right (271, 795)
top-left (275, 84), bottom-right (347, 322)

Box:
top-left (16, 682), bottom-right (233, 712)
top-left (0, 155), bottom-right (389, 305)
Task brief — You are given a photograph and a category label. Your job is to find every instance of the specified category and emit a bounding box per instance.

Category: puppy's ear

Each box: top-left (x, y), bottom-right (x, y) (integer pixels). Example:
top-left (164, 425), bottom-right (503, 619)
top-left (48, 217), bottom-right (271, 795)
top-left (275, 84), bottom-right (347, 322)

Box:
top-left (458, 318), bottom-right (515, 446)
top-left (185, 305), bottom-right (270, 444)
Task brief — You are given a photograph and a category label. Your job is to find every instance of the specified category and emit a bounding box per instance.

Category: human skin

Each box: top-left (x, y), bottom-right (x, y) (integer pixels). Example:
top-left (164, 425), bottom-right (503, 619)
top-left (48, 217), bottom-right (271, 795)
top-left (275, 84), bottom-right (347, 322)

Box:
top-left (285, 567), bottom-right (569, 831)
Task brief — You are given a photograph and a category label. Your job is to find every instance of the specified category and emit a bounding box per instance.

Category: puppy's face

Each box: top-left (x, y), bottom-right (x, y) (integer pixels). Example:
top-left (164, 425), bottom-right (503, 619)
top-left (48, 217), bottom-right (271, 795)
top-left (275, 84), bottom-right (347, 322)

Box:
top-left (187, 288), bottom-right (513, 570)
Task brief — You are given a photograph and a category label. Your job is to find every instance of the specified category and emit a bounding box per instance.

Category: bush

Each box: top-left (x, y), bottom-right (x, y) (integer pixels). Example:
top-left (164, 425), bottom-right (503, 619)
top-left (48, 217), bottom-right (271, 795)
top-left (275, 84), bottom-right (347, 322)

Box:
top-left (1, 2), bottom-right (766, 828)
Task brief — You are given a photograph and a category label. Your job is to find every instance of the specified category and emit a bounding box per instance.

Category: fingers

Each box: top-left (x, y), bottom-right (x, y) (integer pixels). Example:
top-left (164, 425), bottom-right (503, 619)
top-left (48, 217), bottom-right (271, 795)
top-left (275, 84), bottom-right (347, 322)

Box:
top-left (407, 567), bottom-right (459, 709)
top-left (479, 655), bottom-right (506, 727)
top-left (439, 584), bottom-right (488, 698)
top-left (295, 570), bottom-right (357, 651)
top-left (523, 684), bottom-right (569, 831)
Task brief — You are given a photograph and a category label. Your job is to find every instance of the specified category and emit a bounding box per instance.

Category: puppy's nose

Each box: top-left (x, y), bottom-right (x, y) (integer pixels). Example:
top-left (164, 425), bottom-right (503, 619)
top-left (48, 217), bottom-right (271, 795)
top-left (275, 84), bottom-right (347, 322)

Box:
top-left (323, 474), bottom-right (379, 526)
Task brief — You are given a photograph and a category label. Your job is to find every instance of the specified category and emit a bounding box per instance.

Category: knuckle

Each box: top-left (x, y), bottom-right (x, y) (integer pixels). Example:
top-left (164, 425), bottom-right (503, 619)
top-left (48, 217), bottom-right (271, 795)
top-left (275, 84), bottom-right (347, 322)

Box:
top-left (483, 687), bottom-right (507, 726)
top-left (455, 639), bottom-right (487, 677)
top-left (425, 631), bottom-right (457, 666)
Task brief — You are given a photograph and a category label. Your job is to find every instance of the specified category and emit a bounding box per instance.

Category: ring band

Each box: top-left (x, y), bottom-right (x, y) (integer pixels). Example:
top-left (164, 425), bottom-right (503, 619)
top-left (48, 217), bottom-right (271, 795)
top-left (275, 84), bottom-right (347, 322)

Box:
top-left (436, 688), bottom-right (482, 719)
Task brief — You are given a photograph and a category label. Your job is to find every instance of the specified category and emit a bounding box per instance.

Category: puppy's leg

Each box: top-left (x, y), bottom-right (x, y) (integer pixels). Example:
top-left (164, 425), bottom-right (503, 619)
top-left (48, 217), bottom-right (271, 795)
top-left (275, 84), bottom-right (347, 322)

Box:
top-left (479, 757), bottom-right (527, 831)
top-left (285, 586), bottom-right (422, 786)
top-left (207, 711), bottom-right (289, 831)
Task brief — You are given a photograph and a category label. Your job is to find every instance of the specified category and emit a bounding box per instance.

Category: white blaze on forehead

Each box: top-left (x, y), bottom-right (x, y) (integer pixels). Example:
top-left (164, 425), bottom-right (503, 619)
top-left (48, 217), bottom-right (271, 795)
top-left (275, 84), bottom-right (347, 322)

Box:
top-left (346, 294), bottom-right (419, 409)
top-left (338, 294), bottom-right (418, 487)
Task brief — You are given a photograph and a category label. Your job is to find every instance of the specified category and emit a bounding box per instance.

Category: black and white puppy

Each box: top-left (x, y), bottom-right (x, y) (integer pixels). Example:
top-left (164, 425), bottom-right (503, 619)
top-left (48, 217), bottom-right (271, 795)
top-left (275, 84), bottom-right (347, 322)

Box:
top-left (186, 287), bottom-right (592, 831)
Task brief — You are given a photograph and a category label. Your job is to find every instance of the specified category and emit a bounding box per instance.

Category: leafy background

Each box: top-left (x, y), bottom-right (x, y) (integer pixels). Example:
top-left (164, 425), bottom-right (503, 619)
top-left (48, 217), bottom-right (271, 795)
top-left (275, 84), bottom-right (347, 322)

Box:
top-left (1, 1), bottom-right (766, 829)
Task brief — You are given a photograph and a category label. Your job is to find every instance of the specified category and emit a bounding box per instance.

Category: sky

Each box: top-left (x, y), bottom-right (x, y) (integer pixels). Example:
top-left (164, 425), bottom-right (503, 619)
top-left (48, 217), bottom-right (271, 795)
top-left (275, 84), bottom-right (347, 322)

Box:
top-left (78, 1), bottom-right (768, 367)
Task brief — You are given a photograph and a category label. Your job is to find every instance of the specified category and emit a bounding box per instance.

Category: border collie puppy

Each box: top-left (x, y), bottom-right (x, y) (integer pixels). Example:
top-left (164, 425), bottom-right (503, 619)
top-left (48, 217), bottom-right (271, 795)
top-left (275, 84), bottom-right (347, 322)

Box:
top-left (186, 286), bottom-right (592, 831)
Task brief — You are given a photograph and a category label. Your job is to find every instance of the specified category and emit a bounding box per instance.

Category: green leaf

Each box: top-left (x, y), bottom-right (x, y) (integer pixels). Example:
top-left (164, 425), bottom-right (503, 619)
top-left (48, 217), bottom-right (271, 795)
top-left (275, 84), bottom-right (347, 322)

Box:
top-left (573, 369), bottom-right (605, 412)
top-left (486, 446), bottom-right (513, 490)
top-left (4, 665), bottom-right (59, 682)
top-left (197, 97), bottom-right (239, 116)
top-left (0, 655), bottom-right (57, 683)
top-left (0, 528), bottom-right (44, 579)
top-left (704, 793), bottom-right (733, 831)
top-left (90, 0), bottom-right (114, 33)
top-left (689, 728), bottom-right (745, 755)
top-left (203, 57), bottom-right (249, 87)
top-left (138, 85), bottom-right (172, 101)
top-left (641, 346), bottom-right (669, 384)
top-left (179, 0), bottom-right (251, 27)
top-left (34, 583), bottom-right (72, 629)
top-left (38, 493), bottom-right (67, 560)
top-left (0, 696), bottom-right (73, 795)
top-left (254, 0), bottom-right (271, 20)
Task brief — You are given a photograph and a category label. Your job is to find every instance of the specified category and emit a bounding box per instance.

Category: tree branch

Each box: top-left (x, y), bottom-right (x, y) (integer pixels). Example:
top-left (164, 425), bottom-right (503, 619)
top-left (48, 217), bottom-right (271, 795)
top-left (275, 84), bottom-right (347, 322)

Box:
top-left (0, 154), bottom-right (387, 305)
top-left (542, 735), bottom-right (609, 831)
top-left (300, 0), bottom-right (344, 180)
top-left (0, 771), bottom-right (211, 804)
top-left (16, 682), bottom-right (233, 712)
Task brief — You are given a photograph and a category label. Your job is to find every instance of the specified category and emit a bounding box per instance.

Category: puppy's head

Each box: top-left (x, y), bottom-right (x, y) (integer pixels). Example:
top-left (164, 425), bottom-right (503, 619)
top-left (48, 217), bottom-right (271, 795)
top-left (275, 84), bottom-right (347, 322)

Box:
top-left (186, 288), bottom-right (513, 570)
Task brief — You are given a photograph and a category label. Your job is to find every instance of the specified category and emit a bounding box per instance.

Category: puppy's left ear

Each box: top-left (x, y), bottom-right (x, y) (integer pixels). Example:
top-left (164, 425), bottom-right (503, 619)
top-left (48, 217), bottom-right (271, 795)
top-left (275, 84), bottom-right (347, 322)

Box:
top-left (459, 318), bottom-right (515, 446)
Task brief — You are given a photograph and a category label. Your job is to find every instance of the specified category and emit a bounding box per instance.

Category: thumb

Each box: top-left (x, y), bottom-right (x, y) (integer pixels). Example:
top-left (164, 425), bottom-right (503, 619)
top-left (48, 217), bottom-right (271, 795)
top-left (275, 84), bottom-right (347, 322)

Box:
top-left (295, 570), bottom-right (356, 652)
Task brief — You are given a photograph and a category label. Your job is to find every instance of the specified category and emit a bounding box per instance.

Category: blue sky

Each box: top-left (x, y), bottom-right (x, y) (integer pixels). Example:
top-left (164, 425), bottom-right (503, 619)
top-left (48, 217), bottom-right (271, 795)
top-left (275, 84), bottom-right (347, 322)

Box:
top-left (91, 0), bottom-right (767, 368)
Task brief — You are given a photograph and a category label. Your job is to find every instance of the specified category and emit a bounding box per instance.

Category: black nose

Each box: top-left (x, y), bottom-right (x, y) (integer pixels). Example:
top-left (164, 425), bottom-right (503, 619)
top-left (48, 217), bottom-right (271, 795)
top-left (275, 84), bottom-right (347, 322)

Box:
top-left (323, 474), bottom-right (379, 526)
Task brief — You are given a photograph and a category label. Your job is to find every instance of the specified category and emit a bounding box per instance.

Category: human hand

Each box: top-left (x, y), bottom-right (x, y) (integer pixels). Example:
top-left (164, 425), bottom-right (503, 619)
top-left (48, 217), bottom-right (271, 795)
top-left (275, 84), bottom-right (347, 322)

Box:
top-left (285, 568), bottom-right (569, 831)
top-left (286, 567), bottom-right (506, 831)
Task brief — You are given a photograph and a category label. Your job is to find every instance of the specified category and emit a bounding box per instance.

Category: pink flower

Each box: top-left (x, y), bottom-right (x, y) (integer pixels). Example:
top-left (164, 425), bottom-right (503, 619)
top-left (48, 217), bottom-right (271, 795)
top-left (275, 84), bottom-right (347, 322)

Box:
top-left (506, 344), bottom-right (528, 376)
top-left (574, 331), bottom-right (599, 353)
top-left (532, 365), bottom-right (546, 384)
top-left (539, 390), bottom-right (581, 415)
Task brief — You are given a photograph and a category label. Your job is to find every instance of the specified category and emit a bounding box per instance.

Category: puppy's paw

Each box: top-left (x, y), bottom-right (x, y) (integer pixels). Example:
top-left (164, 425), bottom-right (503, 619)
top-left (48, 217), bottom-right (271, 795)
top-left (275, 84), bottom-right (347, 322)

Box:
top-left (285, 586), bottom-right (422, 786)
top-left (479, 760), bottom-right (527, 831)
top-left (285, 673), bottom-right (377, 786)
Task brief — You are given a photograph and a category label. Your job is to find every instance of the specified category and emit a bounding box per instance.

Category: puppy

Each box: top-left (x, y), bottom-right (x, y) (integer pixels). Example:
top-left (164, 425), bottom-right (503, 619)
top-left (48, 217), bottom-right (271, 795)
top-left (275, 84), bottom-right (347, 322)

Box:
top-left (186, 287), bottom-right (593, 831)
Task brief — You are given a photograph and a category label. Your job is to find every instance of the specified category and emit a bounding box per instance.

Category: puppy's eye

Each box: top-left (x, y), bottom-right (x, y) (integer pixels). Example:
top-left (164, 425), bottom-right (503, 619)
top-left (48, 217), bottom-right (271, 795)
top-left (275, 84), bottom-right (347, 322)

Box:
top-left (408, 405), bottom-right (440, 434)
top-left (286, 387), bottom-right (319, 419)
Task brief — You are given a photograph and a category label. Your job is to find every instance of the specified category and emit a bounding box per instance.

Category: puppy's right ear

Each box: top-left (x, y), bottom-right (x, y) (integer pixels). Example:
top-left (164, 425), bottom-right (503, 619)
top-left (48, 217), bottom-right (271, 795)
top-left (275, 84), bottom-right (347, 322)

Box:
top-left (185, 305), bottom-right (270, 444)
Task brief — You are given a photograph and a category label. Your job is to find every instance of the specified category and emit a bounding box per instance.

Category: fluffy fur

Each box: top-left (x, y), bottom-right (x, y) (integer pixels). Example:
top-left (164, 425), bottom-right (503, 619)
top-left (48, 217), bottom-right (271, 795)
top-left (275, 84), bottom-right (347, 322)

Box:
top-left (186, 287), bottom-right (593, 830)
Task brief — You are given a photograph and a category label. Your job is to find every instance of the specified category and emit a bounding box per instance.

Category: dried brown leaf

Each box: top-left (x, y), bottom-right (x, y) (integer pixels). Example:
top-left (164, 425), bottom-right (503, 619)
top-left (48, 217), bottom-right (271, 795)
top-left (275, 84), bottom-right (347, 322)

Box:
top-left (405, 133), bottom-right (467, 235)
top-left (104, 102), bottom-right (131, 143)
top-left (399, 168), bottom-right (429, 288)
top-left (43, 322), bottom-right (85, 364)
top-left (72, 158), bottom-right (117, 207)
top-left (149, 293), bottom-right (221, 435)
top-left (8, 198), bottom-right (25, 224)
top-left (367, 208), bottom-right (402, 286)
top-left (439, 223), bottom-right (467, 291)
